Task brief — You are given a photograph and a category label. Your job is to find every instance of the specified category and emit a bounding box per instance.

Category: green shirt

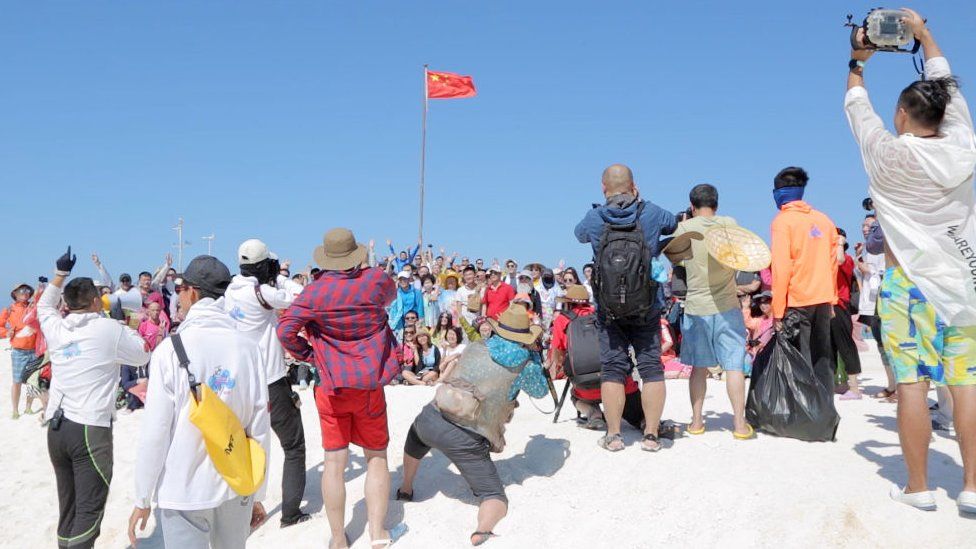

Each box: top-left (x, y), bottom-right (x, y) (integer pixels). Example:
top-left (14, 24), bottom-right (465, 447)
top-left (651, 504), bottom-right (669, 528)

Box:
top-left (673, 215), bottom-right (741, 316)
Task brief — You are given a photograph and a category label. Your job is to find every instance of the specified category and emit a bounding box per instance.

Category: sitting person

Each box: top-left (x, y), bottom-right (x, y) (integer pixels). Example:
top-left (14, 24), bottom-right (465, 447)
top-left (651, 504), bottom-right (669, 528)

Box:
top-left (431, 311), bottom-right (454, 347)
top-left (439, 326), bottom-right (466, 379)
top-left (398, 303), bottom-right (549, 546)
top-left (661, 314), bottom-right (691, 380)
top-left (547, 285), bottom-right (644, 430)
top-left (402, 328), bottom-right (440, 386)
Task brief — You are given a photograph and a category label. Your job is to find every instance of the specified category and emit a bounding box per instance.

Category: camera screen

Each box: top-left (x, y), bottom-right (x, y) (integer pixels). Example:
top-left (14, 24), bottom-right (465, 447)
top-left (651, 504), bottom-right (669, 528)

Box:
top-left (880, 19), bottom-right (899, 35)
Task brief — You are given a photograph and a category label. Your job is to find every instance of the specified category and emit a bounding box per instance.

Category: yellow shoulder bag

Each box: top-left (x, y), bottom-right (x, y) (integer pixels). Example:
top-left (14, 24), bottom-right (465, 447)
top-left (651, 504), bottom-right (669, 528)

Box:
top-left (172, 334), bottom-right (266, 496)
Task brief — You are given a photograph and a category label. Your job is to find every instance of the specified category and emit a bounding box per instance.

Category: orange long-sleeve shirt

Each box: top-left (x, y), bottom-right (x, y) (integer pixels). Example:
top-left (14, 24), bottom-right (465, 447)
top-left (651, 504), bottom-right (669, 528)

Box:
top-left (770, 201), bottom-right (839, 319)
top-left (0, 301), bottom-right (38, 351)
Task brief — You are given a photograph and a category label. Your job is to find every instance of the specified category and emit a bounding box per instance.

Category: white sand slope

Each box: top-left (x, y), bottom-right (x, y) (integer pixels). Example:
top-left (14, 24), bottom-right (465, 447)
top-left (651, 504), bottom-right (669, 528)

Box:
top-left (1, 339), bottom-right (973, 548)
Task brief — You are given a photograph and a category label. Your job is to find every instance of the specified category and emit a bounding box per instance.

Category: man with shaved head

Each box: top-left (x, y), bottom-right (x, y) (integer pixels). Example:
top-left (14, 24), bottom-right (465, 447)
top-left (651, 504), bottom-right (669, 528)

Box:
top-left (575, 164), bottom-right (678, 452)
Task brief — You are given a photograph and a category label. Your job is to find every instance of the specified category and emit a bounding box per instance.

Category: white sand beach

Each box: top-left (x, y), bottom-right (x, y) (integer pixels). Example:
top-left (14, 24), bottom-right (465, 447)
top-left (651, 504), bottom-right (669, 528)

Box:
top-left (1, 340), bottom-right (973, 548)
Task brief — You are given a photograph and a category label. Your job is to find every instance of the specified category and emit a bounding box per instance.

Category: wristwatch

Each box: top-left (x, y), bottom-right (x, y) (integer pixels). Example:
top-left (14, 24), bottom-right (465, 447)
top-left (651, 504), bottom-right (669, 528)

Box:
top-left (849, 59), bottom-right (866, 72)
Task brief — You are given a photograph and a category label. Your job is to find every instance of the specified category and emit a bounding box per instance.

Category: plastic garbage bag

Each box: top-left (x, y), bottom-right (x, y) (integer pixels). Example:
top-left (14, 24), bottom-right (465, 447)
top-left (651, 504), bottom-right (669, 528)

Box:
top-left (746, 331), bottom-right (839, 442)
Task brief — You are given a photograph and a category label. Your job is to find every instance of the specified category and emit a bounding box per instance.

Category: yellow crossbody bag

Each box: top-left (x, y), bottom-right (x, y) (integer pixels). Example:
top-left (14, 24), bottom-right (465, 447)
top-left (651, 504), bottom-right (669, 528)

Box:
top-left (173, 334), bottom-right (266, 496)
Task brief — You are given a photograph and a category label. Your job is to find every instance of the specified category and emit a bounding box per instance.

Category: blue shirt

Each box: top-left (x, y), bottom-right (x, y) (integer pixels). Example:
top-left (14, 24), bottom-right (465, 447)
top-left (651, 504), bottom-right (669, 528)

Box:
top-left (486, 336), bottom-right (549, 401)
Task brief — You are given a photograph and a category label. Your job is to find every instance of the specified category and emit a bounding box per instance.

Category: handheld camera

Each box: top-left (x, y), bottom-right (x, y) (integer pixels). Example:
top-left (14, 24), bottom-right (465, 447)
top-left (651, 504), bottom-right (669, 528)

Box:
top-left (845, 9), bottom-right (920, 54)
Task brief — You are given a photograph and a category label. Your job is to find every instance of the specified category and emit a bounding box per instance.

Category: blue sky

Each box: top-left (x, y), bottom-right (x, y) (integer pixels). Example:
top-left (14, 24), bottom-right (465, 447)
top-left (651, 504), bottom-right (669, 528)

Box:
top-left (3, 1), bottom-right (975, 292)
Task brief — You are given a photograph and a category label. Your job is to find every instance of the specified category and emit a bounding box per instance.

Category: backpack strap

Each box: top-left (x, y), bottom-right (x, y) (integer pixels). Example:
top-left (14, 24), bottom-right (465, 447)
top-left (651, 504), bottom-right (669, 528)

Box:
top-left (171, 334), bottom-right (201, 399)
top-left (561, 310), bottom-right (578, 323)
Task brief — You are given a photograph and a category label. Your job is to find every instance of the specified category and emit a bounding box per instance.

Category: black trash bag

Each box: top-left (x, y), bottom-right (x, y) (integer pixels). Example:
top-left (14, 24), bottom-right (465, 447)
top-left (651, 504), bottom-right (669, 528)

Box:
top-left (746, 331), bottom-right (839, 442)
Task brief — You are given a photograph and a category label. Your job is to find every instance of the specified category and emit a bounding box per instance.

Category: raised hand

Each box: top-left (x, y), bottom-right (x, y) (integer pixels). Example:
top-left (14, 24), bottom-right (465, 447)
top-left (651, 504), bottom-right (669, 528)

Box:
top-left (57, 246), bottom-right (77, 274)
top-left (165, 252), bottom-right (173, 266)
top-left (91, 252), bottom-right (101, 266)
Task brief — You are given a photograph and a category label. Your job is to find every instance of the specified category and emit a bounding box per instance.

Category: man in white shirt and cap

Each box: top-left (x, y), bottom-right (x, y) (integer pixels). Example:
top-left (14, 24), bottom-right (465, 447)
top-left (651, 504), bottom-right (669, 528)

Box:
top-left (223, 239), bottom-right (310, 528)
top-left (39, 247), bottom-right (150, 549)
top-left (128, 255), bottom-right (271, 547)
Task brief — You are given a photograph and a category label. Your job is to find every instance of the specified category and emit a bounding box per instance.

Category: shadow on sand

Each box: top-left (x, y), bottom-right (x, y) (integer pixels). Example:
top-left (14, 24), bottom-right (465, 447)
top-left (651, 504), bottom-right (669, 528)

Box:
top-left (853, 427), bottom-right (967, 500)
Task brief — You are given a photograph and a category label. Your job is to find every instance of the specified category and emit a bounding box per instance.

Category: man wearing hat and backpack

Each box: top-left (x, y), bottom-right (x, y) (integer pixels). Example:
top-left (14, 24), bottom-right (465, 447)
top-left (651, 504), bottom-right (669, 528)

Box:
top-left (224, 239), bottom-right (310, 528)
top-left (548, 285), bottom-right (644, 431)
top-left (277, 228), bottom-right (406, 548)
top-left (575, 164), bottom-right (678, 452)
top-left (2, 282), bottom-right (39, 419)
top-left (129, 255), bottom-right (271, 548)
top-left (397, 302), bottom-right (549, 546)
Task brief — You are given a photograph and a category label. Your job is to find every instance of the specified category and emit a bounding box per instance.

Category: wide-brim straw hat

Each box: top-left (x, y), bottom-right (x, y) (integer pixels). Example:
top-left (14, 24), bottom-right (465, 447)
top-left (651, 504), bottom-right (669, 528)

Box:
top-left (661, 231), bottom-right (704, 263)
top-left (488, 303), bottom-right (544, 345)
top-left (704, 225), bottom-right (771, 272)
top-left (557, 284), bottom-right (590, 304)
top-left (313, 228), bottom-right (368, 271)
top-left (10, 283), bottom-right (34, 300)
top-left (524, 263), bottom-right (546, 273)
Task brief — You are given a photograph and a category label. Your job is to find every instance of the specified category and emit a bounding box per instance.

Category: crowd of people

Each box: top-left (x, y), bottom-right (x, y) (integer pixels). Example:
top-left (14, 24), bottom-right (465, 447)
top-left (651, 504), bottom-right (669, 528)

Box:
top-left (2, 8), bottom-right (975, 548)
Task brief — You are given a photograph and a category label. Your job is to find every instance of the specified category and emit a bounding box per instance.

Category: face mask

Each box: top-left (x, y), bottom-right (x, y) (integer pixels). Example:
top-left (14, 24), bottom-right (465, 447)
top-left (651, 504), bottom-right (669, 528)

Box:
top-left (773, 186), bottom-right (805, 209)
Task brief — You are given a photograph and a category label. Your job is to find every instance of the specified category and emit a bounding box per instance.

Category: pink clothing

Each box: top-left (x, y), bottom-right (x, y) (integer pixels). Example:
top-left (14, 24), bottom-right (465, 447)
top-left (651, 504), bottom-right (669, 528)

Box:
top-left (138, 316), bottom-right (169, 351)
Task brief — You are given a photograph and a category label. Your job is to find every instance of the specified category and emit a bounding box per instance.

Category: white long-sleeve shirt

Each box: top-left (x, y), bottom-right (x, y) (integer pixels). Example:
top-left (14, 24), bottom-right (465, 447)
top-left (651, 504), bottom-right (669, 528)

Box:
top-left (134, 297), bottom-right (270, 510)
top-left (223, 274), bottom-right (294, 384)
top-left (39, 284), bottom-right (150, 427)
top-left (845, 56), bottom-right (976, 326)
top-left (855, 250), bottom-right (886, 314)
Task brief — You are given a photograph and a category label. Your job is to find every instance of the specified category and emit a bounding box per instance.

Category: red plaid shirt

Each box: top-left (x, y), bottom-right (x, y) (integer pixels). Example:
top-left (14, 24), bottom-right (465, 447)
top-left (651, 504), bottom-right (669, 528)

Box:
top-left (277, 267), bottom-right (400, 395)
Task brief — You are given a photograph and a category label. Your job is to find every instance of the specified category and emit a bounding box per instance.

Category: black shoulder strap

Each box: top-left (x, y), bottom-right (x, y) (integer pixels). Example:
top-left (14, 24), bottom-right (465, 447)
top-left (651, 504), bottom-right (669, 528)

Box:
top-left (171, 334), bottom-right (201, 396)
top-left (562, 310), bottom-right (578, 322)
top-left (254, 283), bottom-right (273, 311)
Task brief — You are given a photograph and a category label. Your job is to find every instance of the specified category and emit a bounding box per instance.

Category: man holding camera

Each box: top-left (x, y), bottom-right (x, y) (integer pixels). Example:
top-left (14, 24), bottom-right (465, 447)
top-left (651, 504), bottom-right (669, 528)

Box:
top-left (224, 239), bottom-right (309, 528)
top-left (39, 247), bottom-right (150, 548)
top-left (845, 9), bottom-right (976, 513)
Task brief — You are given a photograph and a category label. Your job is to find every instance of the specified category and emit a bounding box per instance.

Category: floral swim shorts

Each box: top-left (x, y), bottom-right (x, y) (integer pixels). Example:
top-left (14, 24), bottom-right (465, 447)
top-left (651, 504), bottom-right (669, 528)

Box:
top-left (878, 267), bottom-right (976, 386)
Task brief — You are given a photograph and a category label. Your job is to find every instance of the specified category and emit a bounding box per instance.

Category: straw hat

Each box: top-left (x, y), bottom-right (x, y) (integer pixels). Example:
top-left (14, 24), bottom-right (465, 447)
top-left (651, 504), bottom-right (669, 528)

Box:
top-left (661, 231), bottom-right (704, 263)
top-left (488, 303), bottom-right (544, 345)
top-left (313, 228), bottom-right (367, 271)
top-left (704, 225), bottom-right (771, 272)
top-left (556, 284), bottom-right (590, 304)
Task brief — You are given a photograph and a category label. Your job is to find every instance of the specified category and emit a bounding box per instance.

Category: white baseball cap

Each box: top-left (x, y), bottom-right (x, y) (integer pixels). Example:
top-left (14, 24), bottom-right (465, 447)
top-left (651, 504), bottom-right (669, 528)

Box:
top-left (238, 239), bottom-right (277, 265)
top-left (397, 271), bottom-right (412, 279)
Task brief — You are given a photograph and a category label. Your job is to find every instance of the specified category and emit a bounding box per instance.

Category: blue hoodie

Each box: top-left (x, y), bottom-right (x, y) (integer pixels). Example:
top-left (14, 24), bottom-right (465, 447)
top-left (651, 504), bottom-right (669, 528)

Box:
top-left (574, 194), bottom-right (677, 258)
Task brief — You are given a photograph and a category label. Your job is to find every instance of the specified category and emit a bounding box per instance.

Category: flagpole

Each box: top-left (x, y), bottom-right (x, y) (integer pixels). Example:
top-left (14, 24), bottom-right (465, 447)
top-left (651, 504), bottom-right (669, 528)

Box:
top-left (418, 64), bottom-right (429, 245)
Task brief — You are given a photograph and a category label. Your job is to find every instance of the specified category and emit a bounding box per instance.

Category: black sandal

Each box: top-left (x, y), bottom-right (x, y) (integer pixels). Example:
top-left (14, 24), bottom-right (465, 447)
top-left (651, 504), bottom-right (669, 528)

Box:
top-left (641, 433), bottom-right (663, 452)
top-left (471, 531), bottom-right (496, 546)
top-left (396, 489), bottom-right (413, 502)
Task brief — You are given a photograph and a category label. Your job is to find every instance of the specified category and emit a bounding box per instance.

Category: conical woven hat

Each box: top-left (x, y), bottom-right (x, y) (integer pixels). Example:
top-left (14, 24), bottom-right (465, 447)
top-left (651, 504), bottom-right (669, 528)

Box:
top-left (704, 225), bottom-right (771, 272)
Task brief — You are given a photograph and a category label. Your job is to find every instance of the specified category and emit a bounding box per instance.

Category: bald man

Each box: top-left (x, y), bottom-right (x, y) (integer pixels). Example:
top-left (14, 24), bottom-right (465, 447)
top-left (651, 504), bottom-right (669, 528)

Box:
top-left (574, 164), bottom-right (677, 452)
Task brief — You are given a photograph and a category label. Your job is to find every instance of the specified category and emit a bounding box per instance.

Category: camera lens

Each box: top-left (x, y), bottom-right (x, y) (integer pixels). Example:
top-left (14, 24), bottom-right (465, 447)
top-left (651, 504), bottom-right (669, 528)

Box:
top-left (862, 197), bottom-right (874, 211)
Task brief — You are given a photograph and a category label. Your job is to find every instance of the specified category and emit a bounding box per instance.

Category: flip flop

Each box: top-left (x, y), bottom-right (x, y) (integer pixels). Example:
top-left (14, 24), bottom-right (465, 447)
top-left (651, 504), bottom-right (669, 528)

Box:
top-left (686, 424), bottom-right (706, 435)
top-left (372, 523), bottom-right (409, 547)
top-left (395, 489), bottom-right (413, 502)
top-left (471, 531), bottom-right (497, 546)
top-left (733, 424), bottom-right (756, 440)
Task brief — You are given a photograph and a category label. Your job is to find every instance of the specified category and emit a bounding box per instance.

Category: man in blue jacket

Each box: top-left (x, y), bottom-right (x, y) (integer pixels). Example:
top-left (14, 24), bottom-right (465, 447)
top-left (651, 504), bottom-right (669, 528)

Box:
top-left (575, 164), bottom-right (677, 452)
top-left (387, 239), bottom-right (422, 272)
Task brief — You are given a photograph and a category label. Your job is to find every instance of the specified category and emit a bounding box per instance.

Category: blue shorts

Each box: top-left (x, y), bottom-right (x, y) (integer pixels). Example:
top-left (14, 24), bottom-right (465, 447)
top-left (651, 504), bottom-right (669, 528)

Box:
top-left (11, 349), bottom-right (37, 383)
top-left (680, 308), bottom-right (747, 372)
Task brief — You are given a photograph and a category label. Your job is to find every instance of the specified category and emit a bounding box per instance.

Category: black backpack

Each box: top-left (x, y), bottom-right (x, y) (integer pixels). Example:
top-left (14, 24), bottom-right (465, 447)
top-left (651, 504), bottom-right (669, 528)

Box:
top-left (561, 310), bottom-right (602, 389)
top-left (593, 201), bottom-right (656, 320)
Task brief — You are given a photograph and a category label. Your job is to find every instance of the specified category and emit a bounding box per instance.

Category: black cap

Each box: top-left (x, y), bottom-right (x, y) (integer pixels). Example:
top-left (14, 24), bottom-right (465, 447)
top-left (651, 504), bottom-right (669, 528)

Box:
top-left (119, 273), bottom-right (132, 284)
top-left (182, 255), bottom-right (232, 297)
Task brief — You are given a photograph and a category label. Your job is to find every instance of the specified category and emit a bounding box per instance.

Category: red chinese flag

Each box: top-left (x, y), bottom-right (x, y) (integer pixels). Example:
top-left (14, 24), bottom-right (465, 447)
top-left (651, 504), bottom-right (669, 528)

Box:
top-left (426, 70), bottom-right (477, 99)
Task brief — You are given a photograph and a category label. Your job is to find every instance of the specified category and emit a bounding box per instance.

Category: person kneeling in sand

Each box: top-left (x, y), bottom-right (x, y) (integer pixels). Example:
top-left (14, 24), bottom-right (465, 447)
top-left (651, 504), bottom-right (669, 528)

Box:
top-left (397, 303), bottom-right (549, 546)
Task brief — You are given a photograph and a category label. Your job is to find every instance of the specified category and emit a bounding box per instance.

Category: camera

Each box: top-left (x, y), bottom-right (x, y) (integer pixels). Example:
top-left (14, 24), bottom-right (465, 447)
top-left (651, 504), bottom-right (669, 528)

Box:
top-left (845, 9), bottom-right (920, 54)
top-left (862, 197), bottom-right (874, 212)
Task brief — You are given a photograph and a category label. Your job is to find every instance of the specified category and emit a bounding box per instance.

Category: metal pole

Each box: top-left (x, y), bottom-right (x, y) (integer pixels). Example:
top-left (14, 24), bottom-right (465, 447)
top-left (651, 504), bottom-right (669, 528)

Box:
top-left (418, 64), bottom-right (429, 244)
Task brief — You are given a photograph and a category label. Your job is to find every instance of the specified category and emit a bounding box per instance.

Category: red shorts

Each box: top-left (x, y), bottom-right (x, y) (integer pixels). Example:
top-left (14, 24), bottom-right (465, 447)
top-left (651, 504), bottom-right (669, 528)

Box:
top-left (314, 387), bottom-right (389, 451)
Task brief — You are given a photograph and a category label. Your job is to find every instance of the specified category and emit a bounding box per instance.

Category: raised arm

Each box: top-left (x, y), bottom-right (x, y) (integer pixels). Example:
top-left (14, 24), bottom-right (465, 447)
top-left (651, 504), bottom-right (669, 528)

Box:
top-left (91, 253), bottom-right (115, 291)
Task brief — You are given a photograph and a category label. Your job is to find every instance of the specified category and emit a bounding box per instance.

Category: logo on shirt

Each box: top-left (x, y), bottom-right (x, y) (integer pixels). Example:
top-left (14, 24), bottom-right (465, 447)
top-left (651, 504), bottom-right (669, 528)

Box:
top-left (228, 306), bottom-right (246, 321)
top-left (810, 226), bottom-right (823, 239)
top-left (58, 342), bottom-right (81, 359)
top-left (208, 368), bottom-right (237, 394)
